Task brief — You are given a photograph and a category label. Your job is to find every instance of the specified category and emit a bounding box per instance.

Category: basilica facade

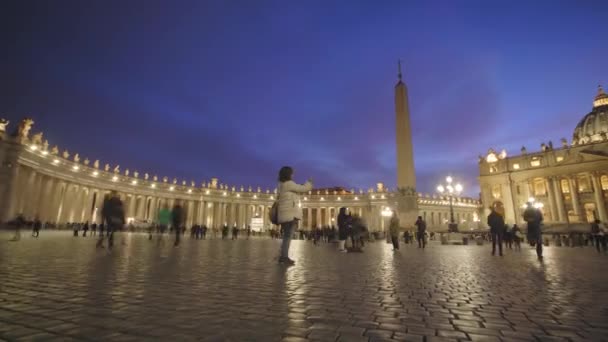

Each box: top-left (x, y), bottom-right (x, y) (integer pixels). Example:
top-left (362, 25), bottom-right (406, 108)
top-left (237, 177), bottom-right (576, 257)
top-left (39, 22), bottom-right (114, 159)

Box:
top-left (479, 86), bottom-right (608, 229)
top-left (0, 74), bottom-right (481, 232)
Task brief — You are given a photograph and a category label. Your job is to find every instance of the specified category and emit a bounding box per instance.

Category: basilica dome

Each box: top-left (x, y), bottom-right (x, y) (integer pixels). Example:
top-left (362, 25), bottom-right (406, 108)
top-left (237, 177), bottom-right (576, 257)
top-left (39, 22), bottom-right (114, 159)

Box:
top-left (573, 86), bottom-right (608, 145)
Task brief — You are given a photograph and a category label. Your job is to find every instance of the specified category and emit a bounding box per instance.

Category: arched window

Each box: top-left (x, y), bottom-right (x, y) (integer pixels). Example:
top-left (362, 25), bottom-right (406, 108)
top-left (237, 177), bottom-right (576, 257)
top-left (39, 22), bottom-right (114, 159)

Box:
top-left (533, 178), bottom-right (546, 196)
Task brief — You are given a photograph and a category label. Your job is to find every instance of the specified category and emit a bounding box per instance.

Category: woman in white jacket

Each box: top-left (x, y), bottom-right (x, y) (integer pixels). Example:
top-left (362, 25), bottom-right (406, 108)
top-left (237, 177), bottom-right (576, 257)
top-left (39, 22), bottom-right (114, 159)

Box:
top-left (277, 166), bottom-right (313, 265)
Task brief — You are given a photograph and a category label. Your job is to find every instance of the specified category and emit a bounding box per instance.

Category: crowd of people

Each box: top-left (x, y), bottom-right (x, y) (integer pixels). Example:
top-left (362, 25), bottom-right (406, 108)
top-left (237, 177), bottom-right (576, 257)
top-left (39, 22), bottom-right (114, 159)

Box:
top-left (5, 166), bottom-right (607, 261)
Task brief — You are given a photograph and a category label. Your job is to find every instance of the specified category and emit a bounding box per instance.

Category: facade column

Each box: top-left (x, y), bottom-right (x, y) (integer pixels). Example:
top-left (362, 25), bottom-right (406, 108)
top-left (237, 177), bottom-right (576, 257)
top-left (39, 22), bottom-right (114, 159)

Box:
top-left (545, 178), bottom-right (558, 222)
top-left (307, 207), bottom-right (312, 229)
top-left (552, 177), bottom-right (567, 222)
top-left (590, 172), bottom-right (608, 222)
top-left (316, 207), bottom-right (321, 229)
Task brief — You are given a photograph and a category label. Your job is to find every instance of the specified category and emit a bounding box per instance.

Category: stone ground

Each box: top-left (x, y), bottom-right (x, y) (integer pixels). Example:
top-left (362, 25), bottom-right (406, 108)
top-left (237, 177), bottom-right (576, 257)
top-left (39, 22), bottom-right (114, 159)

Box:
top-left (0, 231), bottom-right (607, 342)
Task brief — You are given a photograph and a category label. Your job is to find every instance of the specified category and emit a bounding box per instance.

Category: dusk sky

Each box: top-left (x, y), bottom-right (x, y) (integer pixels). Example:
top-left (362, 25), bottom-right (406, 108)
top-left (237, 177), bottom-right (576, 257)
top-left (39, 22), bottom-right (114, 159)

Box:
top-left (1, 1), bottom-right (607, 197)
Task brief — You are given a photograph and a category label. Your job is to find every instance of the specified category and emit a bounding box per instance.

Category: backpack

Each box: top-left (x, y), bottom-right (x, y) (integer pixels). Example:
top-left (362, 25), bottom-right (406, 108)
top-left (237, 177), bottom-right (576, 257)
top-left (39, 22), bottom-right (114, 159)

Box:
top-left (269, 201), bottom-right (279, 225)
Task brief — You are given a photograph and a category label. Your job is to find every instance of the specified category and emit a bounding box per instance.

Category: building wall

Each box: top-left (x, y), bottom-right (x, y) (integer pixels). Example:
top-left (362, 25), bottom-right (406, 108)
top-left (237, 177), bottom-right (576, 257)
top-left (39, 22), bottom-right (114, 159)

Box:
top-left (479, 141), bottom-right (608, 228)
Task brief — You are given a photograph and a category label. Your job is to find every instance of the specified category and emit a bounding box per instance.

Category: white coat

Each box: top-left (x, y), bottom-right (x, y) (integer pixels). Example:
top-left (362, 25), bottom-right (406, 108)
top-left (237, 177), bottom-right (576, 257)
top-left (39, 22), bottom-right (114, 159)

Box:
top-left (277, 180), bottom-right (313, 224)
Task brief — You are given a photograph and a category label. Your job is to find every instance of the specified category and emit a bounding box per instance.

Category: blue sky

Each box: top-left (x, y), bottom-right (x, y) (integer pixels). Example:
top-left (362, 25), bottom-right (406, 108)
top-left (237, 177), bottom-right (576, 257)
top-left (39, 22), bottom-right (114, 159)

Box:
top-left (1, 0), bottom-right (607, 197)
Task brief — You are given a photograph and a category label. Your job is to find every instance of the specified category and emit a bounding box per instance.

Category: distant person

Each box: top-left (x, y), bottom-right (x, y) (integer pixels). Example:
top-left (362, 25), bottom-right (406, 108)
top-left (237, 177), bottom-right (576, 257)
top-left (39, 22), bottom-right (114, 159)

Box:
top-left (337, 208), bottom-right (350, 252)
top-left (158, 205), bottom-right (171, 240)
top-left (97, 191), bottom-right (125, 249)
top-left (487, 203), bottom-right (505, 256)
top-left (511, 224), bottom-right (522, 251)
top-left (222, 224), bottom-right (229, 239)
top-left (32, 216), bottom-right (42, 238)
top-left (232, 224), bottom-right (239, 240)
top-left (73, 222), bottom-right (79, 237)
top-left (523, 202), bottom-right (544, 260)
top-left (389, 210), bottom-right (400, 251)
top-left (276, 166), bottom-right (313, 265)
top-left (91, 223), bottom-right (97, 236)
top-left (172, 203), bottom-right (185, 247)
top-left (82, 221), bottom-right (89, 237)
top-left (591, 219), bottom-right (606, 253)
top-left (415, 216), bottom-right (427, 249)
top-left (202, 225), bottom-right (208, 239)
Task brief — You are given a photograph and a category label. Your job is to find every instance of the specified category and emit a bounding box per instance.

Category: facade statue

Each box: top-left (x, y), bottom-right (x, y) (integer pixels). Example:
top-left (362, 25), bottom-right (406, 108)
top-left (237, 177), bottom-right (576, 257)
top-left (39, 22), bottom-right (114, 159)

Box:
top-left (51, 146), bottom-right (59, 155)
top-left (0, 118), bottom-right (8, 133)
top-left (125, 169), bottom-right (129, 176)
top-left (113, 165), bottom-right (120, 173)
top-left (211, 178), bottom-right (218, 188)
top-left (144, 173), bottom-right (149, 180)
top-left (163, 176), bottom-right (168, 183)
top-left (62, 150), bottom-right (70, 159)
top-left (561, 138), bottom-right (569, 148)
top-left (541, 143), bottom-right (548, 151)
top-left (257, 187), bottom-right (261, 193)
top-left (521, 146), bottom-right (527, 155)
top-left (84, 158), bottom-right (90, 166)
top-left (73, 153), bottom-right (80, 163)
top-left (134, 171), bottom-right (139, 178)
top-left (14, 118), bottom-right (34, 140)
top-left (31, 132), bottom-right (43, 145)
top-left (42, 140), bottom-right (49, 151)
top-left (231, 186), bottom-right (236, 192)
top-left (248, 186), bottom-right (252, 192)
top-left (266, 189), bottom-right (269, 194)
top-left (153, 175), bottom-right (158, 181)
top-left (104, 164), bottom-right (110, 172)
top-left (93, 160), bottom-right (99, 169)
top-left (172, 178), bottom-right (177, 184)
top-left (191, 181), bottom-right (195, 187)
top-left (240, 186), bottom-right (244, 192)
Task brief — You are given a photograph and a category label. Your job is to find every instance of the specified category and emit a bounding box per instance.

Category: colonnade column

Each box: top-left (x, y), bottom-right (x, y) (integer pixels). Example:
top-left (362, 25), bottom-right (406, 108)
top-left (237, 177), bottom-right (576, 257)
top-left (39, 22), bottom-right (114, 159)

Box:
top-left (552, 177), bottom-right (567, 222)
top-left (590, 172), bottom-right (608, 222)
top-left (568, 177), bottom-right (583, 222)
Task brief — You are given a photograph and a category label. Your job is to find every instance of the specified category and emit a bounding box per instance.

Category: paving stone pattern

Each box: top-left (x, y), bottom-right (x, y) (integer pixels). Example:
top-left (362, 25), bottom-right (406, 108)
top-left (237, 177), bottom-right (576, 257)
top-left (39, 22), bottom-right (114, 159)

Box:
top-left (0, 232), bottom-right (607, 341)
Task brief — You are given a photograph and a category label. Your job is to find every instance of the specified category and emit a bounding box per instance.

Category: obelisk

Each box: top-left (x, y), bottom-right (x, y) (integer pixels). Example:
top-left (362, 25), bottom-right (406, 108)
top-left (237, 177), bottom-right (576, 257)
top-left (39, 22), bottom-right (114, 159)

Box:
top-left (394, 61), bottom-right (418, 227)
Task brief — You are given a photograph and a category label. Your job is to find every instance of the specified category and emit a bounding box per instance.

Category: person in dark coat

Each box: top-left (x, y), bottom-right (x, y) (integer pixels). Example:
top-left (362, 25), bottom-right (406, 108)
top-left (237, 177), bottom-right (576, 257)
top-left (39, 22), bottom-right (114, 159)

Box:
top-left (415, 216), bottom-right (427, 249)
top-left (32, 217), bottom-right (42, 238)
top-left (523, 202), bottom-right (544, 260)
top-left (591, 219), bottom-right (606, 253)
top-left (82, 221), bottom-right (89, 237)
top-left (172, 203), bottom-right (185, 247)
top-left (487, 204), bottom-right (505, 256)
top-left (97, 192), bottom-right (125, 249)
top-left (337, 207), bottom-right (350, 252)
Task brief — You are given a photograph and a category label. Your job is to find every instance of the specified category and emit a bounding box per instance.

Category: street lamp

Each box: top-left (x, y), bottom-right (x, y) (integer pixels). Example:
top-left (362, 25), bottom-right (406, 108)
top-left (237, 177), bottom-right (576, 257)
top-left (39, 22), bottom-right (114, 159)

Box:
top-left (437, 176), bottom-right (463, 232)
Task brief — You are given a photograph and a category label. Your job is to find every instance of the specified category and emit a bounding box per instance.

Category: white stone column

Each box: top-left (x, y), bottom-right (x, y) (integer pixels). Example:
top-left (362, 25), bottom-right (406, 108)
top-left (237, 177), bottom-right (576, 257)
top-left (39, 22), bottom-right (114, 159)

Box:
top-left (545, 178), bottom-right (558, 222)
top-left (307, 207), bottom-right (312, 229)
top-left (590, 172), bottom-right (608, 222)
top-left (316, 207), bottom-right (321, 228)
top-left (568, 177), bottom-right (582, 222)
top-left (552, 177), bottom-right (567, 222)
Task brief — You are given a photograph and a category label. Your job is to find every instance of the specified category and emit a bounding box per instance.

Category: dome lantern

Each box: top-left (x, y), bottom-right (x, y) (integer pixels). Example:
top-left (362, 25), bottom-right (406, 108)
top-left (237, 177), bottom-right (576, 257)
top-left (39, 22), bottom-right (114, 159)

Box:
top-left (594, 84), bottom-right (608, 108)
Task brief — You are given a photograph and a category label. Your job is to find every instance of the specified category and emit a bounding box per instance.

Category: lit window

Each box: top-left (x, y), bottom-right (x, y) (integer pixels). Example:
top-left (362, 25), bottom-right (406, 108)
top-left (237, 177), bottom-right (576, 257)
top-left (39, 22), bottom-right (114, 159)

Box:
top-left (530, 159), bottom-right (541, 167)
top-left (561, 179), bottom-right (570, 194)
top-left (513, 163), bottom-right (520, 170)
top-left (534, 178), bottom-right (546, 196)
top-left (556, 156), bottom-right (564, 162)
top-left (601, 175), bottom-right (608, 191)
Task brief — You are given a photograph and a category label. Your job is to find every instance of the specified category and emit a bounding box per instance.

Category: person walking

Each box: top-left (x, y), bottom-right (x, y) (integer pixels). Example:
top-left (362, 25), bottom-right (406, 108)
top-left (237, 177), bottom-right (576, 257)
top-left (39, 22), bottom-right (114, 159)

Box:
top-left (487, 203), bottom-right (505, 256)
top-left (511, 224), bottom-right (522, 251)
top-left (276, 166), bottom-right (313, 265)
top-left (158, 205), bottom-right (171, 241)
top-left (523, 202), bottom-right (544, 260)
top-left (232, 224), bottom-right (238, 240)
top-left (91, 223), bottom-right (97, 236)
top-left (172, 203), bottom-right (185, 247)
top-left (32, 216), bottom-right (42, 238)
top-left (337, 208), bottom-right (350, 252)
top-left (389, 210), bottom-right (400, 251)
top-left (82, 221), bottom-right (89, 237)
top-left (97, 191), bottom-right (125, 249)
top-left (591, 219), bottom-right (606, 253)
top-left (415, 216), bottom-right (427, 249)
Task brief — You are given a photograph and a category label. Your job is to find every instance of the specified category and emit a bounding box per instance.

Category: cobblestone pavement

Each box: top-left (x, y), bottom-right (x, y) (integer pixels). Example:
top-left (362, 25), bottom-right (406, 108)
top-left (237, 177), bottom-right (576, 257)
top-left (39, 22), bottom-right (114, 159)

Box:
top-left (0, 231), bottom-right (607, 342)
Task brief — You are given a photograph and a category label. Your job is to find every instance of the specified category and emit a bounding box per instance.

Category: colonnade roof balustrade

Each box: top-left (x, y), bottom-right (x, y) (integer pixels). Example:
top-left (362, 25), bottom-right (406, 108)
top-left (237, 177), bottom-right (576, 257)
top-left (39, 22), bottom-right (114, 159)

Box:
top-left (2, 118), bottom-right (480, 210)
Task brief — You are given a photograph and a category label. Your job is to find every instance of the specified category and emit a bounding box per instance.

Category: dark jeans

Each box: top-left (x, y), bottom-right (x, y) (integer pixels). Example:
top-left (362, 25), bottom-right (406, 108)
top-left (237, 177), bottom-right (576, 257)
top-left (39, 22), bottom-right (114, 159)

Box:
top-left (491, 230), bottom-right (503, 255)
top-left (536, 237), bottom-right (543, 257)
top-left (595, 235), bottom-right (607, 252)
top-left (280, 220), bottom-right (297, 259)
top-left (391, 235), bottom-right (400, 250)
top-left (175, 226), bottom-right (181, 245)
top-left (96, 225), bottom-right (116, 248)
top-left (417, 235), bottom-right (426, 248)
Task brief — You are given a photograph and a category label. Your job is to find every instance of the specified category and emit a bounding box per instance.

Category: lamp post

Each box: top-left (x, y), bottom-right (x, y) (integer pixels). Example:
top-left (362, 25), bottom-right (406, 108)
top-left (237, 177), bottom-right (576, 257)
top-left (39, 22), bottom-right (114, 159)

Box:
top-left (437, 176), bottom-right (463, 232)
